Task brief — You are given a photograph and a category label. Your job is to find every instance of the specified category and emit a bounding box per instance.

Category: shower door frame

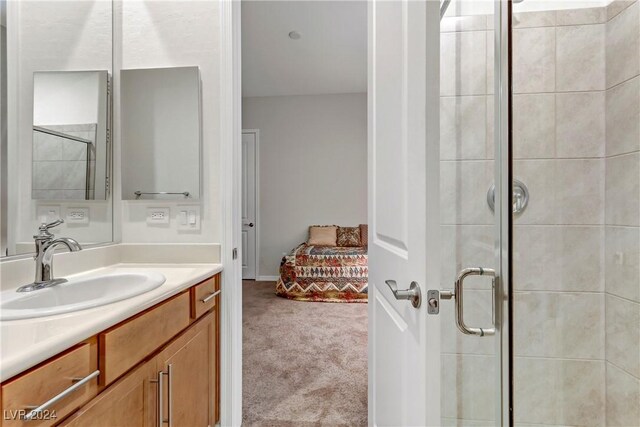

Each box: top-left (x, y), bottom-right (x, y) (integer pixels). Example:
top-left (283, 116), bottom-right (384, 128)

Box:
top-left (493, 0), bottom-right (513, 425)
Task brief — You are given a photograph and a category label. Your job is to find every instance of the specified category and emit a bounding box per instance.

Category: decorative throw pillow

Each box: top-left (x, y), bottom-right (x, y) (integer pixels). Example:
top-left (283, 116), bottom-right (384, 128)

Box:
top-left (359, 224), bottom-right (368, 246)
top-left (308, 226), bottom-right (338, 246)
top-left (337, 226), bottom-right (361, 247)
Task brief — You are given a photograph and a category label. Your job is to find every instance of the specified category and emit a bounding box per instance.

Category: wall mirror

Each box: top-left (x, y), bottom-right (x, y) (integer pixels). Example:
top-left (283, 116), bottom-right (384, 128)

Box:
top-left (1, 0), bottom-right (113, 258)
top-left (121, 66), bottom-right (201, 201)
top-left (32, 71), bottom-right (110, 201)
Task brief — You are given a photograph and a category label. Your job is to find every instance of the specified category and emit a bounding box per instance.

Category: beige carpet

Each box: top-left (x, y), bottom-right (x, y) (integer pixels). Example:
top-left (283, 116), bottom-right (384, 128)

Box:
top-left (242, 281), bottom-right (368, 426)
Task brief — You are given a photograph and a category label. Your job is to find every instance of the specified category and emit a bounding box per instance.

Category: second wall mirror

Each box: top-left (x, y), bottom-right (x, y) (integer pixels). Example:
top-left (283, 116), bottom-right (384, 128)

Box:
top-left (121, 66), bottom-right (201, 201)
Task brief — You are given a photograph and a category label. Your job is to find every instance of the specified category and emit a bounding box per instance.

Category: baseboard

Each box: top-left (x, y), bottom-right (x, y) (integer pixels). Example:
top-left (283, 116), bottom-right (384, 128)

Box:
top-left (255, 275), bottom-right (279, 281)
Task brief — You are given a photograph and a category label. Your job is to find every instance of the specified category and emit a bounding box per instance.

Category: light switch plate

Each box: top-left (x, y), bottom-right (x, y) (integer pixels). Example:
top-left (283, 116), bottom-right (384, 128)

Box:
top-left (66, 207), bottom-right (90, 225)
top-left (146, 207), bottom-right (170, 225)
top-left (176, 205), bottom-right (200, 231)
top-left (36, 205), bottom-right (61, 224)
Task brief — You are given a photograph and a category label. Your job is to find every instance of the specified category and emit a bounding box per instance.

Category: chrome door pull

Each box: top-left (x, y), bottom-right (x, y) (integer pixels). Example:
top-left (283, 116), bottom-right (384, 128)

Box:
top-left (442, 267), bottom-right (496, 337)
top-left (385, 280), bottom-right (422, 308)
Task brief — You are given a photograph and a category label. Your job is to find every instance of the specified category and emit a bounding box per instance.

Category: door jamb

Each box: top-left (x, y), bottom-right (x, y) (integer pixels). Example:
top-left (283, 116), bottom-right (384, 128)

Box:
top-left (242, 129), bottom-right (260, 280)
top-left (220, 0), bottom-right (242, 425)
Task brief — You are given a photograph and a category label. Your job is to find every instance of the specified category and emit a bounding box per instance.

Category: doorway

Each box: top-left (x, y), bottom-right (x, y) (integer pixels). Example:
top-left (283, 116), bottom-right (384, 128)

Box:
top-left (241, 130), bottom-right (258, 280)
top-left (239, 1), bottom-right (369, 425)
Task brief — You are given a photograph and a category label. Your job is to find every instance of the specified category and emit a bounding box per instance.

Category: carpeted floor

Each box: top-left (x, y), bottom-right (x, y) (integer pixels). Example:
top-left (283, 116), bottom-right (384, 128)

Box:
top-left (242, 281), bottom-right (368, 427)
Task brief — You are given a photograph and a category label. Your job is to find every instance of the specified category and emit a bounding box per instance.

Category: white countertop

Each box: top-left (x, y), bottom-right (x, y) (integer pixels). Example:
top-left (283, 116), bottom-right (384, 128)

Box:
top-left (0, 263), bottom-right (222, 382)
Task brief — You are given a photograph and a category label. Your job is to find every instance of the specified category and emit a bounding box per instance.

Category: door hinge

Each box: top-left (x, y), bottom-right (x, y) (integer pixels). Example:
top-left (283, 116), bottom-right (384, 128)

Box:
top-left (232, 248), bottom-right (238, 260)
top-left (426, 290), bottom-right (440, 315)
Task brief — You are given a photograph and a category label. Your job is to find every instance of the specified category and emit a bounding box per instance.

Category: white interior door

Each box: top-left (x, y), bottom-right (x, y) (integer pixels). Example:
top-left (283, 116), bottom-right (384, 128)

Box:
top-left (241, 130), bottom-right (257, 280)
top-left (368, 1), bottom-right (441, 425)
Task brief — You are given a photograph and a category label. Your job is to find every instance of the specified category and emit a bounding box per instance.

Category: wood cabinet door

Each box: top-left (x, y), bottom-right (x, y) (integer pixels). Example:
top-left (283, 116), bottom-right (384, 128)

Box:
top-left (59, 360), bottom-right (156, 427)
top-left (156, 312), bottom-right (215, 427)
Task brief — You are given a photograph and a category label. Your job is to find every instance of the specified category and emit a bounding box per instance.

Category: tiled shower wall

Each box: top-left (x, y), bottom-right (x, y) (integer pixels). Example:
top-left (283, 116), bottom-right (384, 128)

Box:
top-left (32, 124), bottom-right (97, 200)
top-left (604, 1), bottom-right (640, 425)
top-left (440, 1), bottom-right (639, 425)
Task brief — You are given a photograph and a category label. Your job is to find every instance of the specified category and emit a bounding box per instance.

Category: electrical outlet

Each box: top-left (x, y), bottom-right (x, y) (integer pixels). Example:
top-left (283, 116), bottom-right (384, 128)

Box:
top-left (36, 205), bottom-right (61, 224)
top-left (66, 207), bottom-right (89, 225)
top-left (146, 207), bottom-right (170, 225)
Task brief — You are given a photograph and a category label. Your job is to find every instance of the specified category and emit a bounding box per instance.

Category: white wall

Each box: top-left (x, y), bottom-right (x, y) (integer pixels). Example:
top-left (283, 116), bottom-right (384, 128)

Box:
top-left (242, 93), bottom-right (367, 277)
top-left (117, 0), bottom-right (220, 244)
top-left (33, 72), bottom-right (100, 126)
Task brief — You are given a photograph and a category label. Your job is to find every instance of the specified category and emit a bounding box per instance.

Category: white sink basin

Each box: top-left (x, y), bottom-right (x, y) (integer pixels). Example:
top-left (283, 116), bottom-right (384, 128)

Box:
top-left (1, 271), bottom-right (166, 320)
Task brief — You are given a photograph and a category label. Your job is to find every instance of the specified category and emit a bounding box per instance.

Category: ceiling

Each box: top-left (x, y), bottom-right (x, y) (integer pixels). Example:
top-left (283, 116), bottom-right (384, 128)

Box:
top-left (241, 1), bottom-right (367, 98)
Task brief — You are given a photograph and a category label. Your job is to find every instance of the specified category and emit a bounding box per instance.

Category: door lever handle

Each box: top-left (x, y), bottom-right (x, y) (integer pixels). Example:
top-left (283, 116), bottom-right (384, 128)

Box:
top-left (385, 280), bottom-right (422, 308)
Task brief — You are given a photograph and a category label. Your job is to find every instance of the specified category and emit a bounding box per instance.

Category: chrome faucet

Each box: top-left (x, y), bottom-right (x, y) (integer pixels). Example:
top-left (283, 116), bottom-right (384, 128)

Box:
top-left (17, 219), bottom-right (82, 292)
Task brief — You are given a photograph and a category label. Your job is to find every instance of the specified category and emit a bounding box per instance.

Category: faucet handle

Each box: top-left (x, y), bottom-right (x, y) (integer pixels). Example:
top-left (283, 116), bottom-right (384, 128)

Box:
top-left (40, 219), bottom-right (64, 231)
top-left (35, 219), bottom-right (64, 239)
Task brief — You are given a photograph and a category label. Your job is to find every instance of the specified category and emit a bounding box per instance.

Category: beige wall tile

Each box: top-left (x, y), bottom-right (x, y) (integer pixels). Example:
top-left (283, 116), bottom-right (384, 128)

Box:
top-left (441, 354), bottom-right (496, 421)
top-left (441, 31), bottom-right (487, 96)
top-left (440, 96), bottom-right (487, 160)
top-left (514, 358), bottom-right (605, 426)
top-left (513, 27), bottom-right (556, 94)
top-left (606, 294), bottom-right (640, 378)
top-left (556, 159), bottom-right (605, 225)
top-left (440, 160), bottom-right (493, 225)
top-left (514, 225), bottom-right (604, 292)
top-left (557, 24), bottom-right (606, 92)
top-left (605, 226), bottom-right (640, 302)
top-left (513, 94), bottom-right (555, 159)
top-left (440, 225), bottom-right (494, 290)
top-left (607, 0), bottom-right (638, 21)
top-left (513, 10), bottom-right (557, 29)
top-left (606, 362), bottom-right (640, 426)
top-left (606, 1), bottom-right (640, 89)
top-left (557, 7), bottom-right (606, 26)
top-left (605, 152), bottom-right (640, 226)
top-left (514, 291), bottom-right (604, 359)
top-left (486, 95), bottom-right (494, 159)
top-left (605, 76), bottom-right (640, 156)
top-left (486, 30), bottom-right (494, 96)
top-left (556, 91), bottom-right (605, 158)
top-left (513, 160), bottom-right (557, 225)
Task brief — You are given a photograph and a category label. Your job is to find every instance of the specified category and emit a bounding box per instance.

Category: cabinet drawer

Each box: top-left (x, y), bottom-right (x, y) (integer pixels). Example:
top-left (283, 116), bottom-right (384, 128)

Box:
top-left (190, 276), bottom-right (219, 320)
top-left (1, 340), bottom-right (98, 427)
top-left (99, 292), bottom-right (190, 386)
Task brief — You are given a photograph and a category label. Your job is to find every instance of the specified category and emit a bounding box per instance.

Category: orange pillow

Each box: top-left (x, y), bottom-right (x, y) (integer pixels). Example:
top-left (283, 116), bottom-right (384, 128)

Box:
top-left (307, 226), bottom-right (338, 246)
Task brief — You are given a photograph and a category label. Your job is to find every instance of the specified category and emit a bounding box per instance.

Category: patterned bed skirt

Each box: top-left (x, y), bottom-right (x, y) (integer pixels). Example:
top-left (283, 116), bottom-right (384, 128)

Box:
top-left (275, 243), bottom-right (368, 303)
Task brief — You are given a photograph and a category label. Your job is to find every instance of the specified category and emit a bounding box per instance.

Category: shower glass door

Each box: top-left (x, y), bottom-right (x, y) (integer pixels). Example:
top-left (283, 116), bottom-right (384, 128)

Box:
top-left (438, 0), bottom-right (511, 425)
top-left (511, 0), bottom-right (637, 425)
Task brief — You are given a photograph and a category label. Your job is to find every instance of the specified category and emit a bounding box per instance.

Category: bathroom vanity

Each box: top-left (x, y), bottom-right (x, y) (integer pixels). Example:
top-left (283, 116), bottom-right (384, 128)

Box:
top-left (0, 266), bottom-right (221, 427)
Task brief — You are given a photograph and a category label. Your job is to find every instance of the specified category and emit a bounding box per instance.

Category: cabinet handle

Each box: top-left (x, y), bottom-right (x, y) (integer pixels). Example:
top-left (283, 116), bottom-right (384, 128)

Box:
top-left (23, 370), bottom-right (99, 421)
top-left (152, 365), bottom-right (173, 427)
top-left (200, 290), bottom-right (221, 304)
top-left (152, 370), bottom-right (169, 426)
top-left (167, 364), bottom-right (173, 427)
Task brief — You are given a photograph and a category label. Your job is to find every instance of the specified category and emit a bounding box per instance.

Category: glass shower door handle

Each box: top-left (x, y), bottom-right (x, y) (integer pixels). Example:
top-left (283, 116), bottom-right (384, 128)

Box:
top-left (441, 267), bottom-right (496, 337)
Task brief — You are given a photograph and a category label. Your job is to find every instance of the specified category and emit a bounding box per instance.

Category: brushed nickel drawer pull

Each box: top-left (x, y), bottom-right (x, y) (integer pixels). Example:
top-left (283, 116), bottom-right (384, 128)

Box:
top-left (200, 289), bottom-right (221, 304)
top-left (23, 370), bottom-right (99, 421)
